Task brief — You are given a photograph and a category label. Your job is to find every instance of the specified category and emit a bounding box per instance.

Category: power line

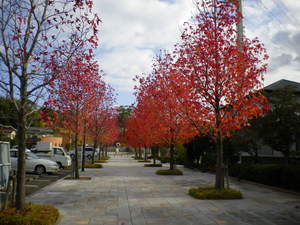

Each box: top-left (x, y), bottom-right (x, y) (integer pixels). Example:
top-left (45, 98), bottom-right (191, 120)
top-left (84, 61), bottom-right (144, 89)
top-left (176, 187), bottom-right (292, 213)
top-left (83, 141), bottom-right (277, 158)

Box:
top-left (271, 0), bottom-right (299, 26)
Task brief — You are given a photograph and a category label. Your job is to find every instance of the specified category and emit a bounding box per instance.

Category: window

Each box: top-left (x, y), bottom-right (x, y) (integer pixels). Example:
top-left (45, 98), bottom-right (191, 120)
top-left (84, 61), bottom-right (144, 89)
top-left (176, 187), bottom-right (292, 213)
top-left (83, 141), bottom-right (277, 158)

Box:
top-left (10, 151), bottom-right (18, 158)
top-left (55, 149), bottom-right (64, 156)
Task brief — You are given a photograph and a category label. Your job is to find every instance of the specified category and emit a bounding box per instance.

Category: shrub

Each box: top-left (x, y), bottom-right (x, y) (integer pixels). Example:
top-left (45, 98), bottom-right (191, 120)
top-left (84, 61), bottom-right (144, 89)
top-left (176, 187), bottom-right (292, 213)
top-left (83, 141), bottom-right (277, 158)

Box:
top-left (156, 169), bottom-right (183, 175)
top-left (94, 160), bottom-right (107, 163)
top-left (134, 157), bottom-right (143, 160)
top-left (100, 156), bottom-right (110, 160)
top-left (138, 160), bottom-right (151, 163)
top-left (229, 164), bottom-right (300, 192)
top-left (144, 163), bottom-right (162, 167)
top-left (189, 187), bottom-right (242, 199)
top-left (175, 144), bottom-right (186, 165)
top-left (85, 163), bottom-right (103, 168)
top-left (158, 156), bottom-right (170, 163)
top-left (0, 203), bottom-right (59, 225)
top-left (199, 152), bottom-right (216, 172)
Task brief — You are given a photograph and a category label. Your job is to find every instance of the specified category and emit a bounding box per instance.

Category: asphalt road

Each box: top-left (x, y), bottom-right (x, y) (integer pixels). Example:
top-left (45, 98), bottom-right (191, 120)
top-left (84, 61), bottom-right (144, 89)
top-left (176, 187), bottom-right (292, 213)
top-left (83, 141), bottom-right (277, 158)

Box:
top-left (25, 168), bottom-right (72, 196)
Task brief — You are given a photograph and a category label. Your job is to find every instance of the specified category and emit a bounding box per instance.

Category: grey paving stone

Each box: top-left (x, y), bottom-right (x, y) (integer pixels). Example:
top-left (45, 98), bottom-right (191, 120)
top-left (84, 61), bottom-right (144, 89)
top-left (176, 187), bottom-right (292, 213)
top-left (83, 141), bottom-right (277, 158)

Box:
top-left (27, 155), bottom-right (300, 225)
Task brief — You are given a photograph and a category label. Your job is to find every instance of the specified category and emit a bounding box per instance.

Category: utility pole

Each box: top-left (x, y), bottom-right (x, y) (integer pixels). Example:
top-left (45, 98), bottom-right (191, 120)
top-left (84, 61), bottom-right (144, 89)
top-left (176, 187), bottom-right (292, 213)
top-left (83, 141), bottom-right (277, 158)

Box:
top-left (230, 0), bottom-right (244, 46)
top-left (237, 0), bottom-right (244, 46)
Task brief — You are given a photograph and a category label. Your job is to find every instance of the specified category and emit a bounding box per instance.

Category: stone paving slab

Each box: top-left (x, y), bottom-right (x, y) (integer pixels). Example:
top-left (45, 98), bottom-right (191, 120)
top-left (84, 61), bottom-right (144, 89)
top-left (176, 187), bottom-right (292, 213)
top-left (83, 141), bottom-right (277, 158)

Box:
top-left (28, 154), bottom-right (300, 225)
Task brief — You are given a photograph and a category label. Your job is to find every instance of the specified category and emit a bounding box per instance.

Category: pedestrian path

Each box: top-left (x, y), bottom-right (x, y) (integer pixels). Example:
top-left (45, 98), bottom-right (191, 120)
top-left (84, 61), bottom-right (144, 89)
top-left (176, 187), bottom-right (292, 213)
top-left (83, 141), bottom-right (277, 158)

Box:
top-left (28, 155), bottom-right (300, 225)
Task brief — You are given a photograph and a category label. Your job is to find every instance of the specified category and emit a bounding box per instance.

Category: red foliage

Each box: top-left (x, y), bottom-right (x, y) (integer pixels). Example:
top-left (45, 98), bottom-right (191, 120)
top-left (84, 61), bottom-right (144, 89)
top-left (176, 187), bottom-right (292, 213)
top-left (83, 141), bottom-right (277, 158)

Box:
top-left (172, 0), bottom-right (269, 137)
top-left (44, 54), bottom-right (103, 139)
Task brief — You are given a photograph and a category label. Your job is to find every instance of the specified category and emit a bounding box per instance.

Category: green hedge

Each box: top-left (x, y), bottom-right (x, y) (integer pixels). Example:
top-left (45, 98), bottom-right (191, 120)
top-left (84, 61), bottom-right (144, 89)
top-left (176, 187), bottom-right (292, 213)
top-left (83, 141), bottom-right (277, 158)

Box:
top-left (0, 203), bottom-right (59, 225)
top-left (100, 156), bottom-right (110, 160)
top-left (189, 187), bottom-right (242, 199)
top-left (156, 169), bottom-right (183, 175)
top-left (229, 164), bottom-right (300, 192)
top-left (138, 160), bottom-right (151, 163)
top-left (94, 160), bottom-right (107, 163)
top-left (85, 163), bottom-right (103, 168)
top-left (144, 163), bottom-right (162, 167)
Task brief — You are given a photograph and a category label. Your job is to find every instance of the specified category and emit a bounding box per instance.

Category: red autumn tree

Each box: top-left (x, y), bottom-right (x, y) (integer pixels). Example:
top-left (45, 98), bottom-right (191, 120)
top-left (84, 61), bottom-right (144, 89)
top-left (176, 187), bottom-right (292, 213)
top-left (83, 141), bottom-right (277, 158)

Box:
top-left (0, 0), bottom-right (100, 209)
top-left (101, 116), bottom-right (120, 156)
top-left (175, 0), bottom-right (269, 189)
top-left (88, 83), bottom-right (117, 161)
top-left (45, 56), bottom-right (102, 179)
top-left (134, 53), bottom-right (196, 169)
top-left (126, 101), bottom-right (163, 160)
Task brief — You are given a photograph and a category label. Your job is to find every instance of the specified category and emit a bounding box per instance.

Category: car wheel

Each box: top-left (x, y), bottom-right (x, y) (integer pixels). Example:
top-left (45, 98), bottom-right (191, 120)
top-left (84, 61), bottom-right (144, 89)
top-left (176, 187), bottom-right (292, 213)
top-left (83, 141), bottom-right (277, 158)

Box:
top-left (35, 165), bottom-right (46, 175)
top-left (57, 162), bottom-right (63, 169)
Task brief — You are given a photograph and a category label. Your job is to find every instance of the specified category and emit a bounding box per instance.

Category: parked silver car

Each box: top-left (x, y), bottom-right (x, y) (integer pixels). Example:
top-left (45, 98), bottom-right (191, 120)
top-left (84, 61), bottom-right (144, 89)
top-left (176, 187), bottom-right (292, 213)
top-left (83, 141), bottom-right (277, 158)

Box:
top-left (10, 149), bottom-right (59, 174)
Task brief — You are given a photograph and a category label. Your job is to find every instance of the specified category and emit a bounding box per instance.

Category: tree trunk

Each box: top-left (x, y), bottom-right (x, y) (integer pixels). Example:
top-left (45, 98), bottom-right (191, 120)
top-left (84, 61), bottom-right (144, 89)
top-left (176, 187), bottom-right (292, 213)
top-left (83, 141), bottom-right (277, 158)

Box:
top-left (92, 138), bottom-right (97, 164)
top-left (102, 146), bottom-right (105, 157)
top-left (98, 145), bottom-right (102, 160)
top-left (170, 143), bottom-right (175, 170)
top-left (81, 121), bottom-right (87, 171)
top-left (284, 151), bottom-right (290, 165)
top-left (134, 148), bottom-right (138, 159)
top-left (144, 147), bottom-right (147, 161)
top-left (254, 146), bottom-right (258, 164)
top-left (74, 133), bottom-right (79, 179)
top-left (15, 101), bottom-right (26, 210)
top-left (105, 145), bottom-right (108, 157)
top-left (215, 131), bottom-right (224, 190)
top-left (138, 147), bottom-right (142, 159)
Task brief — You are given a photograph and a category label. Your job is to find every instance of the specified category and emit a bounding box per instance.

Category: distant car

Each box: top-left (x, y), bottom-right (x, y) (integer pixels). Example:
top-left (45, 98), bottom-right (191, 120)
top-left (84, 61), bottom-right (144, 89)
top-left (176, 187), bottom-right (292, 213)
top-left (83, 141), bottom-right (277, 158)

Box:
top-left (10, 149), bottom-right (59, 174)
top-left (69, 147), bottom-right (98, 160)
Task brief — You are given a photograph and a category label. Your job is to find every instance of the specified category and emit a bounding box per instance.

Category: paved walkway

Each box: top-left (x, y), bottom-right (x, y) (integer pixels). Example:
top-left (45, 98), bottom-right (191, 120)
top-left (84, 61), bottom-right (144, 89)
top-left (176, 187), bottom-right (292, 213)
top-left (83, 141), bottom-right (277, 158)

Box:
top-left (28, 155), bottom-right (300, 225)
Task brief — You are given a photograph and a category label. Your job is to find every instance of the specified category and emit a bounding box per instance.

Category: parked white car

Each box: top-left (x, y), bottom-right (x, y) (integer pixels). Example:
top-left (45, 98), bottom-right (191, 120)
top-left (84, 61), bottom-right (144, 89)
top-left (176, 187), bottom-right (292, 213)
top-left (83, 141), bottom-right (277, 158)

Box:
top-left (10, 149), bottom-right (59, 174)
top-left (31, 144), bottom-right (72, 169)
top-left (69, 147), bottom-right (98, 160)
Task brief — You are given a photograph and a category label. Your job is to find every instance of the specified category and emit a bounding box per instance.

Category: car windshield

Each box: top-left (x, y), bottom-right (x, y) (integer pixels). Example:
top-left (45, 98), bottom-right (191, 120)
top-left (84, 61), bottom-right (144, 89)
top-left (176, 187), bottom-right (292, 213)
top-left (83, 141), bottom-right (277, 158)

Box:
top-left (26, 152), bottom-right (39, 159)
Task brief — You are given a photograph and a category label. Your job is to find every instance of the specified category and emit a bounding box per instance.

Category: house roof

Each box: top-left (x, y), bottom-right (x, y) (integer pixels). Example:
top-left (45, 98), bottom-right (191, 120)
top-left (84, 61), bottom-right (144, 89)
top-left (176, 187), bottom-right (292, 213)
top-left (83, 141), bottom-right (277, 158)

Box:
top-left (265, 79), bottom-right (300, 92)
top-left (26, 127), bottom-right (53, 135)
top-left (0, 124), bottom-right (16, 133)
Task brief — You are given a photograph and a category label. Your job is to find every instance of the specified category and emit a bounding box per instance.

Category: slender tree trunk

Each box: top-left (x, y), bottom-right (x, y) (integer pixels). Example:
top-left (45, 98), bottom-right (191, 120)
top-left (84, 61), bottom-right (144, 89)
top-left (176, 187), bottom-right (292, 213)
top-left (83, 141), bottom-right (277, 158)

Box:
top-left (101, 145), bottom-right (105, 157)
top-left (215, 131), bottom-right (224, 190)
top-left (170, 143), bottom-right (175, 170)
top-left (74, 132), bottom-right (79, 179)
top-left (98, 145), bottom-right (102, 160)
top-left (81, 121), bottom-right (87, 171)
top-left (144, 147), bottom-right (147, 160)
top-left (254, 146), bottom-right (258, 164)
top-left (134, 148), bottom-right (138, 159)
top-left (15, 94), bottom-right (26, 210)
top-left (138, 147), bottom-right (142, 159)
top-left (284, 151), bottom-right (290, 165)
top-left (92, 138), bottom-right (97, 164)
top-left (105, 146), bottom-right (108, 157)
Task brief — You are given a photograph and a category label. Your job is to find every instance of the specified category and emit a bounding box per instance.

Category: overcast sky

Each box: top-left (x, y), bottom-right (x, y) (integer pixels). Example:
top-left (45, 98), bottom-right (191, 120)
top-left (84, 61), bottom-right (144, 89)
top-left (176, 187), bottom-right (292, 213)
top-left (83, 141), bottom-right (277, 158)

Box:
top-left (93, 0), bottom-right (300, 106)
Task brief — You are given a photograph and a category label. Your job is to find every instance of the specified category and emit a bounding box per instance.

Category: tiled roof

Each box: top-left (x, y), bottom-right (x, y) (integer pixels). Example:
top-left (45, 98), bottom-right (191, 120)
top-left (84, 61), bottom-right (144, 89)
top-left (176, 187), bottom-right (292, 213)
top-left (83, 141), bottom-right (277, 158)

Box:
top-left (265, 79), bottom-right (300, 92)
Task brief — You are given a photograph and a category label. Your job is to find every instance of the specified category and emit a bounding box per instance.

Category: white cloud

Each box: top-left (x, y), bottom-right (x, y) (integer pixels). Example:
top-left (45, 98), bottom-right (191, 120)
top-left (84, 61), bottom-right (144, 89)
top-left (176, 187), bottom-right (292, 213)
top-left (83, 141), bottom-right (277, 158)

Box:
top-left (244, 0), bottom-right (300, 86)
top-left (100, 47), bottom-right (154, 92)
top-left (94, 0), bottom-right (194, 104)
top-left (94, 0), bottom-right (300, 105)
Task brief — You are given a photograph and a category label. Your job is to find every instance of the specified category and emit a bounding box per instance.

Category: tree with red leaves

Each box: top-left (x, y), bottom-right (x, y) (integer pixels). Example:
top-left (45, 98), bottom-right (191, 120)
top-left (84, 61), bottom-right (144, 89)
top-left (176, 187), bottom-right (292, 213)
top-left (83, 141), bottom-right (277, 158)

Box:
top-left (45, 55), bottom-right (102, 179)
top-left (175, 0), bottom-right (269, 189)
top-left (0, 0), bottom-right (100, 209)
top-left (88, 83), bottom-right (117, 162)
top-left (101, 116), bottom-right (119, 157)
top-left (134, 52), bottom-right (196, 169)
